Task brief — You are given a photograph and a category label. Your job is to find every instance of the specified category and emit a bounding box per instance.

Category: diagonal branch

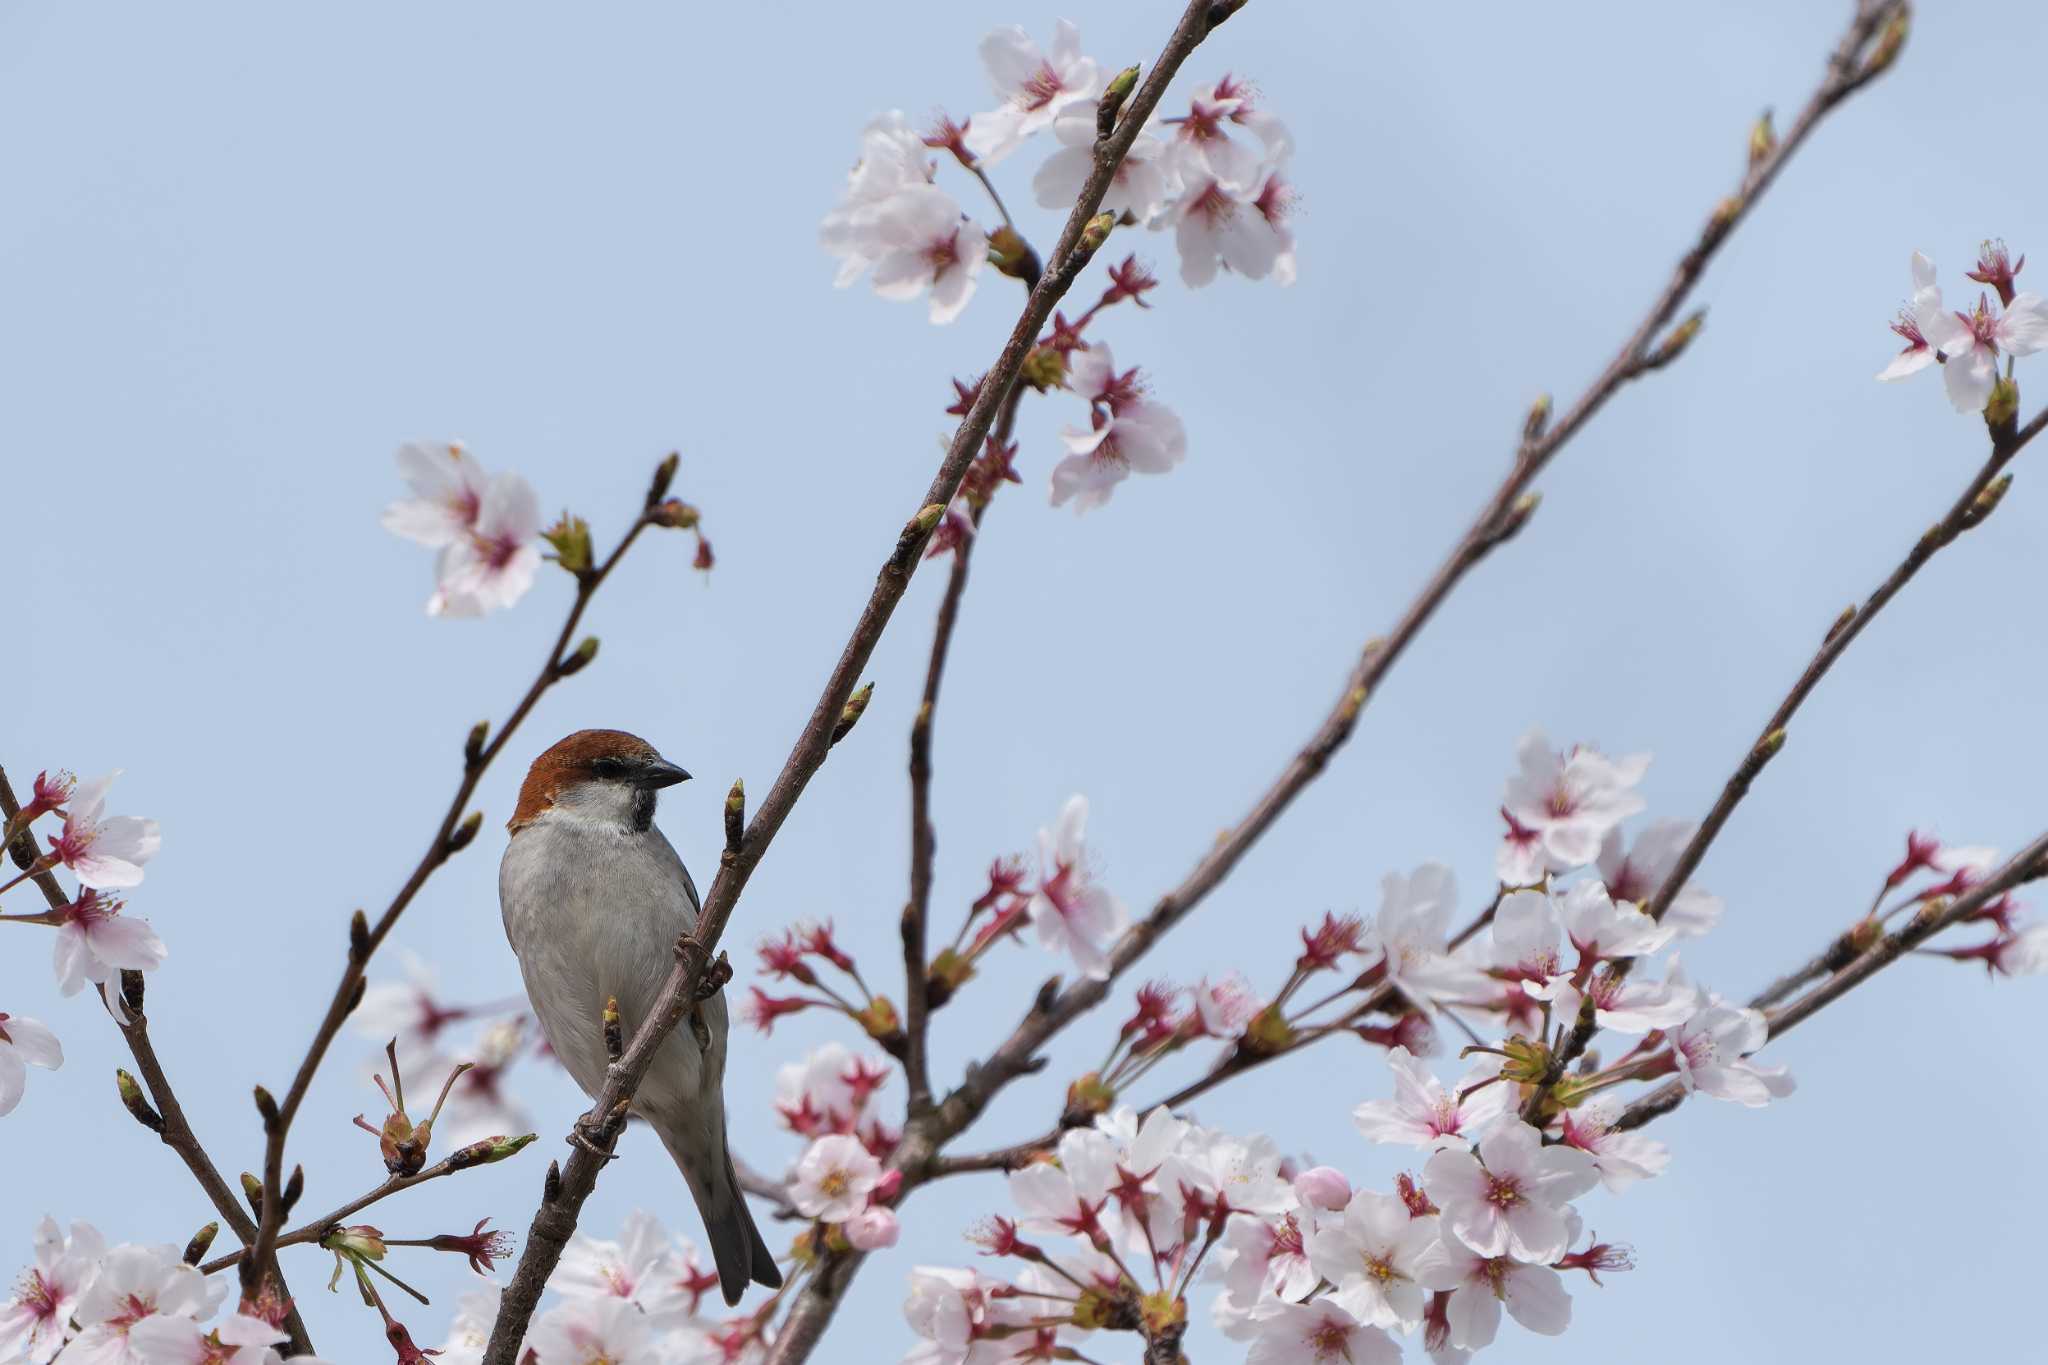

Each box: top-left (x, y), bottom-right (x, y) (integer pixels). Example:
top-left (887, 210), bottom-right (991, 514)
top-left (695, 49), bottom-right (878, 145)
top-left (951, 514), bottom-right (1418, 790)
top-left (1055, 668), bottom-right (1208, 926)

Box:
top-left (1615, 829), bottom-right (2048, 1132)
top-left (1522, 399), bottom-right (2046, 1119)
top-left (481, 6), bottom-right (1229, 1360)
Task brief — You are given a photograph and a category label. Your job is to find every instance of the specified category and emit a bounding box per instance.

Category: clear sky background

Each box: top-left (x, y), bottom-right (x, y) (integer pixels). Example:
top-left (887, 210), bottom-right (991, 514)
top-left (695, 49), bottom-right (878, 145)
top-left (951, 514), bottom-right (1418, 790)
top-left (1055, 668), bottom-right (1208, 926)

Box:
top-left (6, 2), bottom-right (2046, 1361)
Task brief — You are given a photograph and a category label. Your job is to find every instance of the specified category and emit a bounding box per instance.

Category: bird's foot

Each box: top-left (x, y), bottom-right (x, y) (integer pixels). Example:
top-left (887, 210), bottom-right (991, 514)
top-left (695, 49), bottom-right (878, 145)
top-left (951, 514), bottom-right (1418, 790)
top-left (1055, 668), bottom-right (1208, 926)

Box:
top-left (692, 951), bottom-right (733, 1003)
top-left (569, 1113), bottom-right (619, 1163)
top-left (688, 1005), bottom-right (713, 1053)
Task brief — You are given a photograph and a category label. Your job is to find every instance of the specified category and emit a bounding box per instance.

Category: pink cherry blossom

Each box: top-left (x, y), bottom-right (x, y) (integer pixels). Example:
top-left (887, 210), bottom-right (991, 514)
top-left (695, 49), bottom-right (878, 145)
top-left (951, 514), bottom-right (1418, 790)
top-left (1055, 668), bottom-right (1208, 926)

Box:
top-left (428, 471), bottom-right (542, 617)
top-left (1670, 998), bottom-right (1795, 1107)
top-left (381, 440), bottom-right (489, 547)
top-left (1245, 1299), bottom-right (1399, 1365)
top-left (67, 1242), bottom-right (223, 1364)
top-left (1558, 1104), bottom-right (1671, 1192)
top-left (1353, 1046), bottom-right (1507, 1153)
top-left (1596, 820), bottom-right (1722, 937)
top-left (791, 1134), bottom-right (882, 1223)
top-left (964, 20), bottom-right (1100, 165)
top-left (1421, 1121), bottom-right (1596, 1263)
top-left (0, 1014), bottom-right (64, 1119)
top-left (1496, 729), bottom-right (1648, 883)
top-left (1916, 282), bottom-right (2048, 413)
top-left (0, 1217), bottom-right (104, 1364)
top-left (1414, 1237), bottom-right (1573, 1349)
top-left (1032, 110), bottom-right (1171, 221)
top-left (1875, 251), bottom-right (1941, 383)
top-left (1306, 1190), bottom-right (1440, 1329)
top-left (820, 111), bottom-right (936, 287)
top-left (46, 772), bottom-right (159, 891)
top-left (1026, 796), bottom-right (1127, 979)
top-left (52, 888), bottom-right (167, 998)
top-left (525, 1294), bottom-right (655, 1365)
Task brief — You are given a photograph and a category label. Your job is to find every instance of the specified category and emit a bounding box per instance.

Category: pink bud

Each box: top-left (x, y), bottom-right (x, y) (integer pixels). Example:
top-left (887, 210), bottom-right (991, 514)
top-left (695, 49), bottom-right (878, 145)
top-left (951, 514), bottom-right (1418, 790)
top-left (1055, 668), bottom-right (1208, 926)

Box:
top-left (870, 1167), bottom-right (904, 1205)
top-left (1291, 1165), bottom-right (1351, 1211)
top-left (843, 1207), bottom-right (899, 1251)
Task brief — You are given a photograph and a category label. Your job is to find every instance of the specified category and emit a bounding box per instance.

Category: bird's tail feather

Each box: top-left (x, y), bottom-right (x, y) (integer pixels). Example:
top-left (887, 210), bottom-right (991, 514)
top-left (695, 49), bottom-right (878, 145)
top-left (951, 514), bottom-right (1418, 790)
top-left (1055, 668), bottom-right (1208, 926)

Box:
top-left (656, 1113), bottom-right (783, 1305)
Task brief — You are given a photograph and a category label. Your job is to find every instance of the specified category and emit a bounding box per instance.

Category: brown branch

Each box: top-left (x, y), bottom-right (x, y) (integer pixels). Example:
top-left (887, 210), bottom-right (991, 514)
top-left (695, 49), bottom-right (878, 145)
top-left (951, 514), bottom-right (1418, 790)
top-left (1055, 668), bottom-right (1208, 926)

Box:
top-left (198, 1135), bottom-right (537, 1274)
top-left (482, 8), bottom-right (1216, 1360)
top-left (1523, 398), bottom-right (2046, 1120)
top-left (246, 479), bottom-right (670, 1316)
top-left (903, 385), bottom-right (1028, 1116)
top-left (1615, 830), bottom-right (2048, 1132)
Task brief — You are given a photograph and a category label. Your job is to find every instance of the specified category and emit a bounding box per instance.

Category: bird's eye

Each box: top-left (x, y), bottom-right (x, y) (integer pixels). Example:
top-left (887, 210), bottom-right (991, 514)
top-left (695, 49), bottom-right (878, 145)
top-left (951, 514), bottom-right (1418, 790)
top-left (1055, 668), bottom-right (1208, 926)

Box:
top-left (591, 757), bottom-right (628, 780)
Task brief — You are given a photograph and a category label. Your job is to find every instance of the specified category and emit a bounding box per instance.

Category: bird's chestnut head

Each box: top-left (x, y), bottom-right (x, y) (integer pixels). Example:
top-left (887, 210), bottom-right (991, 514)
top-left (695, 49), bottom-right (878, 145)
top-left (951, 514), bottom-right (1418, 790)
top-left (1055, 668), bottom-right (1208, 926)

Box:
top-left (508, 729), bottom-right (690, 834)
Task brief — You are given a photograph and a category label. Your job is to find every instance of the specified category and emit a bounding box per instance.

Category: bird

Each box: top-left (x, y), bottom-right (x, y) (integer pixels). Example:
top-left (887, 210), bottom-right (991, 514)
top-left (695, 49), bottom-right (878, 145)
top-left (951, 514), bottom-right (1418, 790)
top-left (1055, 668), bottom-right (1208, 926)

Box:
top-left (499, 728), bottom-right (781, 1304)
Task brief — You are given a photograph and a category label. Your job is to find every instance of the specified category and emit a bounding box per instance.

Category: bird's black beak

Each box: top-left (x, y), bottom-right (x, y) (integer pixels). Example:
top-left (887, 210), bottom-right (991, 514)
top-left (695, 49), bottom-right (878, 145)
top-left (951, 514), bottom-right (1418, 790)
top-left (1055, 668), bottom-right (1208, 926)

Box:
top-left (638, 757), bottom-right (691, 789)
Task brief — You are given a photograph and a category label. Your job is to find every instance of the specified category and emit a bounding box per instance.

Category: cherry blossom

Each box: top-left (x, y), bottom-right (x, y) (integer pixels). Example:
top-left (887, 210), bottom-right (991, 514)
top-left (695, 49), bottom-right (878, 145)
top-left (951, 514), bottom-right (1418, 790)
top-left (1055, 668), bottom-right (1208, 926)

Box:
top-left (1164, 171), bottom-right (1294, 289)
top-left (125, 1312), bottom-right (299, 1365)
top-left (350, 951), bottom-right (471, 1051)
top-left (1352, 1046), bottom-right (1507, 1153)
top-left (1543, 956), bottom-right (1697, 1034)
top-left (1421, 1121), bottom-right (1596, 1263)
top-left (1164, 77), bottom-right (1283, 194)
top-left (1190, 971), bottom-right (1262, 1038)
top-left (964, 20), bottom-right (1100, 165)
top-left (52, 888), bottom-right (167, 997)
top-left (865, 184), bottom-right (985, 325)
top-left (821, 112), bottom-right (936, 287)
top-left (1496, 730), bottom-right (1649, 884)
top-left (1374, 864), bottom-right (1485, 1011)
top-left (525, 1294), bottom-right (657, 1365)
top-left (381, 440), bottom-right (489, 547)
top-left (1032, 111), bottom-right (1171, 221)
top-left (66, 1242), bottom-right (223, 1365)
top-left (428, 471), bottom-right (542, 617)
top-left (1414, 1237), bottom-right (1573, 1349)
top-left (0, 1217), bottom-right (104, 1364)
top-left (432, 1283), bottom-right (502, 1365)
top-left (46, 772), bottom-right (160, 891)
top-left (844, 1206), bottom-right (901, 1251)
top-left (1291, 1166), bottom-right (1351, 1212)
top-left (1050, 342), bottom-right (1187, 513)
top-left (1669, 998), bottom-right (1796, 1106)
top-left (1305, 1189), bottom-right (1440, 1329)
top-left (902, 1266), bottom-right (999, 1365)
top-left (1244, 1298), bottom-right (1398, 1365)
top-left (1026, 795), bottom-right (1127, 979)
top-left (1215, 1211), bottom-right (1318, 1330)
top-left (546, 1210), bottom-right (699, 1329)
top-left (1596, 821), bottom-right (1722, 937)
top-left (0, 1013), bottom-right (63, 1118)
top-left (1558, 1105), bottom-right (1671, 1192)
top-left (1916, 276), bottom-right (2048, 413)
top-left (791, 1133), bottom-right (883, 1222)
top-left (1875, 251), bottom-right (1941, 383)
top-left (1559, 879), bottom-right (1674, 960)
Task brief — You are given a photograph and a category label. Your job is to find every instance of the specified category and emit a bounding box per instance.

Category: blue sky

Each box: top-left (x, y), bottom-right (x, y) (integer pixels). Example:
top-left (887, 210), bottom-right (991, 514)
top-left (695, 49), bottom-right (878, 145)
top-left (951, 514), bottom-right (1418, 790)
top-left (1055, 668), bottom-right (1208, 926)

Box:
top-left (6, 1), bottom-right (2047, 1361)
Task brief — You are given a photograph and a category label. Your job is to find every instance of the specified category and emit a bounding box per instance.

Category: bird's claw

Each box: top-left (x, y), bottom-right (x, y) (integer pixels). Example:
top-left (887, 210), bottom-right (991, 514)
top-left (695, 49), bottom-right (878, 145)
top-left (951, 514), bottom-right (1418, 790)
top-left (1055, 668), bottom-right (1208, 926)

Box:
top-left (569, 1114), bottom-right (619, 1163)
top-left (693, 951), bottom-right (733, 1004)
top-left (688, 1006), bottom-right (713, 1053)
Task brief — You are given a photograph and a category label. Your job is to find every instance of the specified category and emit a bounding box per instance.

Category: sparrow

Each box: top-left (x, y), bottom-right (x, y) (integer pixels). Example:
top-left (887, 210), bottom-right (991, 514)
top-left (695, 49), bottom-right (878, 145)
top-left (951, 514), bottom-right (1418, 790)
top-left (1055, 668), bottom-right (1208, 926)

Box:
top-left (499, 728), bottom-right (781, 1304)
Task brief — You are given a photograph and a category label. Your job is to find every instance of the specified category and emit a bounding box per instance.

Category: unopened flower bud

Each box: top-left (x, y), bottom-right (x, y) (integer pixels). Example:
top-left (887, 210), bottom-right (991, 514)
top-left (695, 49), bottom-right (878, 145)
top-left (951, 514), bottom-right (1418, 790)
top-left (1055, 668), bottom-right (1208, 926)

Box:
top-left (1019, 344), bottom-right (1067, 392)
top-left (449, 1132), bottom-right (539, 1170)
top-left (1521, 392), bottom-right (1552, 443)
top-left (240, 1172), bottom-right (264, 1216)
top-left (1960, 472), bottom-right (2013, 530)
top-left (116, 1069), bottom-right (164, 1133)
top-left (183, 1222), bottom-right (219, 1266)
top-left (253, 1084), bottom-right (280, 1131)
top-left (1078, 211), bottom-right (1116, 258)
top-left (831, 682), bottom-right (875, 745)
top-left (464, 720), bottom-right (489, 767)
top-left (651, 497), bottom-right (701, 530)
top-left (856, 993), bottom-right (900, 1043)
top-left (445, 810), bottom-right (483, 856)
top-left (1746, 109), bottom-right (1776, 168)
top-left (1709, 195), bottom-right (1744, 234)
top-left (1983, 377), bottom-right (2020, 444)
top-left (724, 779), bottom-right (745, 852)
top-left (844, 1207), bottom-right (900, 1250)
top-left (1859, 6), bottom-right (1909, 81)
top-left (281, 1164), bottom-right (304, 1214)
top-left (1823, 603), bottom-right (1856, 645)
top-left (1645, 309), bottom-right (1706, 370)
top-left (1097, 64), bottom-right (1141, 139)
top-left (1064, 1071), bottom-right (1116, 1122)
top-left (541, 512), bottom-right (593, 575)
top-left (554, 636), bottom-right (599, 678)
top-left (1243, 1004), bottom-right (1295, 1055)
top-left (986, 225), bottom-right (1036, 280)
top-left (1292, 1166), bottom-right (1351, 1211)
top-left (646, 452), bottom-right (681, 506)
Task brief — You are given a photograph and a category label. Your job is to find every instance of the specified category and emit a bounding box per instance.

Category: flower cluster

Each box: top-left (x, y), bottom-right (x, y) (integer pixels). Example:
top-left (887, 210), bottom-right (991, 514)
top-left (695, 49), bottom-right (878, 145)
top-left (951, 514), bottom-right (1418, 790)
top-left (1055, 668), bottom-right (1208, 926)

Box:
top-left (0, 1217), bottom-right (330, 1365)
top-left (1876, 241), bottom-right (2048, 414)
top-left (351, 953), bottom-right (537, 1148)
top-left (822, 20), bottom-right (1299, 517)
top-left (0, 769), bottom-right (165, 1118)
top-left (771, 1044), bottom-right (904, 1255)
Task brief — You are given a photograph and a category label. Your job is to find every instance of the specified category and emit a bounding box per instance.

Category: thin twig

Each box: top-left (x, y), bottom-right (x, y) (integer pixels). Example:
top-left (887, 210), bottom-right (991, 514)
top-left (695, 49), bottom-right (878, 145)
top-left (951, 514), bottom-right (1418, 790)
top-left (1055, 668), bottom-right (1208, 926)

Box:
top-left (1523, 400), bottom-right (2046, 1120)
top-left (1614, 830), bottom-right (2048, 1132)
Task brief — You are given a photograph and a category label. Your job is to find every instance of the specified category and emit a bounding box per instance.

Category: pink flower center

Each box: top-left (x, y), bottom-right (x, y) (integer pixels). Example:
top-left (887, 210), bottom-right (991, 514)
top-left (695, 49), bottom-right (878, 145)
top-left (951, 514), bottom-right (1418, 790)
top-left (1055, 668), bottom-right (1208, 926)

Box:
top-left (1268, 1213), bottom-right (1304, 1259)
top-left (15, 1269), bottom-right (58, 1322)
top-left (1016, 62), bottom-right (1066, 112)
top-left (1957, 294), bottom-right (2002, 352)
top-left (1191, 180), bottom-right (1237, 227)
top-left (1889, 309), bottom-right (1928, 351)
top-left (1305, 1318), bottom-right (1352, 1359)
top-left (924, 229), bottom-right (962, 282)
top-left (1484, 1171), bottom-right (1523, 1210)
top-left (478, 529), bottom-right (524, 572)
